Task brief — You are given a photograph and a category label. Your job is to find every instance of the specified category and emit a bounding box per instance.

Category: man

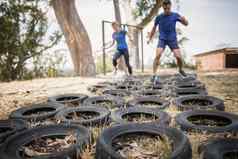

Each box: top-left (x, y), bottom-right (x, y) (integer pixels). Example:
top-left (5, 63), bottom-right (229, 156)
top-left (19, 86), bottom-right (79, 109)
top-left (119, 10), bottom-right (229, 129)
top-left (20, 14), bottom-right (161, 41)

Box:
top-left (106, 22), bottom-right (133, 76)
top-left (148, 0), bottom-right (188, 80)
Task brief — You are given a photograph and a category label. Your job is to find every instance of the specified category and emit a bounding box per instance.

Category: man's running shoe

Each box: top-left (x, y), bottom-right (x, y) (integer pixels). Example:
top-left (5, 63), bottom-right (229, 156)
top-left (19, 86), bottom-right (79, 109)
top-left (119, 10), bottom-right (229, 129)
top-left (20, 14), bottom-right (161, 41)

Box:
top-left (179, 69), bottom-right (187, 77)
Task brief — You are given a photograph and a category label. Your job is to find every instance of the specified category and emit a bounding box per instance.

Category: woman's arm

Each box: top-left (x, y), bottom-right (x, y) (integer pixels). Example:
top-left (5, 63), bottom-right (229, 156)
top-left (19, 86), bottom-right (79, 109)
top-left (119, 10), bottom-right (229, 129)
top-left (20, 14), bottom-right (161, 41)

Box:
top-left (104, 40), bottom-right (115, 50)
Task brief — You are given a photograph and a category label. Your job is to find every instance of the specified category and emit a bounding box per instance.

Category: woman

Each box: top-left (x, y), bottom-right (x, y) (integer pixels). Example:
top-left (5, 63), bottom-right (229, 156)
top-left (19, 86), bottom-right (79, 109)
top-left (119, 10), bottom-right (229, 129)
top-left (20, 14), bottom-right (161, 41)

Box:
top-left (106, 22), bottom-right (132, 76)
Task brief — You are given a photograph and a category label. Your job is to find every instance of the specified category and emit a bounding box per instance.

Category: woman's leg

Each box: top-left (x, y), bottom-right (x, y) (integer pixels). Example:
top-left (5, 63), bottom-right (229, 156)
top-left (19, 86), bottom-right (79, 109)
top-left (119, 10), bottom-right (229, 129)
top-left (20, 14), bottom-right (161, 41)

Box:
top-left (112, 51), bottom-right (122, 70)
top-left (123, 49), bottom-right (132, 75)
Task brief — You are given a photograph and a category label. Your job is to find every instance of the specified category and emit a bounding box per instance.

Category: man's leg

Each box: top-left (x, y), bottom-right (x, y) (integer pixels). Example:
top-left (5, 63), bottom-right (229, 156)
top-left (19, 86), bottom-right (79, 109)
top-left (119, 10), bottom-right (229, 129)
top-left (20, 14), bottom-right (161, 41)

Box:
top-left (153, 48), bottom-right (164, 75)
top-left (173, 48), bottom-right (186, 76)
top-left (168, 40), bottom-right (186, 77)
top-left (123, 49), bottom-right (132, 75)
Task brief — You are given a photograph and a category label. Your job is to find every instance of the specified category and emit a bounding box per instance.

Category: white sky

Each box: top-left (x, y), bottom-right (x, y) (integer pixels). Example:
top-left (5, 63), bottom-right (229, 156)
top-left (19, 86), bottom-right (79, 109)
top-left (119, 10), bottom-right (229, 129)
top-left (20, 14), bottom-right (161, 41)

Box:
top-left (47, 0), bottom-right (238, 69)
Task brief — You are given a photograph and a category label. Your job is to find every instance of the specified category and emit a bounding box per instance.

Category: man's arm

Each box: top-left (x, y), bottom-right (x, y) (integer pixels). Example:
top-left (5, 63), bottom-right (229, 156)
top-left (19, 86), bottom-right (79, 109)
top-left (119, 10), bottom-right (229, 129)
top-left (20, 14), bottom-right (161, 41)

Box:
top-left (147, 26), bottom-right (157, 44)
top-left (179, 16), bottom-right (189, 26)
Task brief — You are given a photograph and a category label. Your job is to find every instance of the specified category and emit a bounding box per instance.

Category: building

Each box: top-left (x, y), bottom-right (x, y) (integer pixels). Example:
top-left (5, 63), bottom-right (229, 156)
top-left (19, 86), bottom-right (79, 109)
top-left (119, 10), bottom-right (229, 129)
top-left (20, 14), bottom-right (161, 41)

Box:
top-left (194, 47), bottom-right (238, 71)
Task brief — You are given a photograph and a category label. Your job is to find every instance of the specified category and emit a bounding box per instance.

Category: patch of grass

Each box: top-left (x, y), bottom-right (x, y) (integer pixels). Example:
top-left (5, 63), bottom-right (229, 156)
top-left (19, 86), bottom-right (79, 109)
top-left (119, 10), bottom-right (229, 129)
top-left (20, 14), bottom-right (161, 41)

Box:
top-left (182, 99), bottom-right (212, 106)
top-left (122, 113), bottom-right (158, 123)
top-left (22, 134), bottom-right (76, 157)
top-left (112, 134), bottom-right (172, 159)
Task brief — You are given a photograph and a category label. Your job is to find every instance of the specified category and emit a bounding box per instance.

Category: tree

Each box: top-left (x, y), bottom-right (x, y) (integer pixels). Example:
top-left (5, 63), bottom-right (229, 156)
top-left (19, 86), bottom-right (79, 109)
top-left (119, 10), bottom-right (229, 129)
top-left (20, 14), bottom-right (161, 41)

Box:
top-left (0, 0), bottom-right (61, 81)
top-left (122, 0), bottom-right (162, 69)
top-left (51, 0), bottom-right (96, 76)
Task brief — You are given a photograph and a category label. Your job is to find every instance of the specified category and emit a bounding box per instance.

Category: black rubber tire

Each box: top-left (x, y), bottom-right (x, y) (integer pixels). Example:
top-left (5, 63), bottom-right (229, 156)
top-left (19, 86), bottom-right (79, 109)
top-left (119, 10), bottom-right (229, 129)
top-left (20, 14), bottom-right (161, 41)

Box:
top-left (96, 123), bottom-right (192, 159)
top-left (48, 93), bottom-right (88, 105)
top-left (172, 76), bottom-right (197, 83)
top-left (173, 80), bottom-right (203, 86)
top-left (83, 96), bottom-right (125, 109)
top-left (98, 81), bottom-right (117, 86)
top-left (115, 84), bottom-right (139, 91)
top-left (173, 88), bottom-right (208, 97)
top-left (102, 89), bottom-right (131, 97)
top-left (56, 106), bottom-right (111, 126)
top-left (128, 96), bottom-right (170, 109)
top-left (122, 78), bottom-right (143, 86)
top-left (175, 110), bottom-right (238, 133)
top-left (134, 89), bottom-right (163, 97)
top-left (0, 119), bottom-right (27, 145)
top-left (199, 138), bottom-right (238, 159)
top-left (111, 107), bottom-right (171, 125)
top-left (174, 95), bottom-right (224, 111)
top-left (142, 84), bottom-right (163, 90)
top-left (88, 84), bottom-right (111, 93)
top-left (173, 83), bottom-right (206, 92)
top-left (9, 102), bottom-right (64, 122)
top-left (0, 124), bottom-right (90, 159)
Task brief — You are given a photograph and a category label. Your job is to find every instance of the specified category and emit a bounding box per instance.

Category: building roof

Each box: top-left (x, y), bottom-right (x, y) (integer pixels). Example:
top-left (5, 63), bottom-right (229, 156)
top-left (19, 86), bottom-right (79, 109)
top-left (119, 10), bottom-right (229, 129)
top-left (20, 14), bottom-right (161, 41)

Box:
top-left (194, 47), bottom-right (238, 57)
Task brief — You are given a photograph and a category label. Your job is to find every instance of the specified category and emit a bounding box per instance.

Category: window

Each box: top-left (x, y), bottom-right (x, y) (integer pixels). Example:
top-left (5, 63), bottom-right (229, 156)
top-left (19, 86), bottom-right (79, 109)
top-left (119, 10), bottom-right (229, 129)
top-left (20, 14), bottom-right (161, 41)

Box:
top-left (225, 54), bottom-right (238, 68)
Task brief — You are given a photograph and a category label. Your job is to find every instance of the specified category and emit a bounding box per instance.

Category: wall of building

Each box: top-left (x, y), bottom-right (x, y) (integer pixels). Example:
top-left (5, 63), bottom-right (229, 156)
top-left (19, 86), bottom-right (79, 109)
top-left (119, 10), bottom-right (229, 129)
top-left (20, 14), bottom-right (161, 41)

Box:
top-left (195, 51), bottom-right (225, 71)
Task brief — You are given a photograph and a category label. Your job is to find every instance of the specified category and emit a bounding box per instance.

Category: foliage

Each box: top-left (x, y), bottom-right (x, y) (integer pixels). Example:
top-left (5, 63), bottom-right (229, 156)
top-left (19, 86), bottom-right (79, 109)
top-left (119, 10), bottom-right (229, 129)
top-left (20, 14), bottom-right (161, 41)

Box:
top-left (0, 0), bottom-right (61, 81)
top-left (27, 49), bottom-right (67, 79)
top-left (96, 54), bottom-right (113, 74)
top-left (133, 0), bottom-right (157, 19)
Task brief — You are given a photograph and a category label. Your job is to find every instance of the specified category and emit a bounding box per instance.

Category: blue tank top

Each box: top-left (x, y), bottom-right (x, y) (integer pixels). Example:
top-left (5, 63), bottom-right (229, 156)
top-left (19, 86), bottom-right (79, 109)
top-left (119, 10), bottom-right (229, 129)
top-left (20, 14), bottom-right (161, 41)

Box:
top-left (112, 30), bottom-right (128, 50)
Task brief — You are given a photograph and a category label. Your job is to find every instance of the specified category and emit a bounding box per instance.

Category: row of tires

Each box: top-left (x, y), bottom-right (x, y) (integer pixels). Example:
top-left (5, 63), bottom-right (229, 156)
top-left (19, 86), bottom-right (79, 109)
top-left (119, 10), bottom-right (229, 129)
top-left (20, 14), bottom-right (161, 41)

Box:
top-left (0, 74), bottom-right (237, 158)
top-left (1, 118), bottom-right (237, 159)
top-left (49, 92), bottom-right (224, 112)
top-left (7, 100), bottom-right (238, 136)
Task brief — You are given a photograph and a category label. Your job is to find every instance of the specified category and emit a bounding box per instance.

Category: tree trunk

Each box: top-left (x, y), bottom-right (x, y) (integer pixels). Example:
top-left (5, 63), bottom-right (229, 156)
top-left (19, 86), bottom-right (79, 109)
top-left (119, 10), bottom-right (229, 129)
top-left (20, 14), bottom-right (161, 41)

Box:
top-left (52, 0), bottom-right (96, 76)
top-left (112, 0), bottom-right (126, 71)
top-left (128, 27), bottom-right (140, 69)
top-left (113, 0), bottom-right (121, 23)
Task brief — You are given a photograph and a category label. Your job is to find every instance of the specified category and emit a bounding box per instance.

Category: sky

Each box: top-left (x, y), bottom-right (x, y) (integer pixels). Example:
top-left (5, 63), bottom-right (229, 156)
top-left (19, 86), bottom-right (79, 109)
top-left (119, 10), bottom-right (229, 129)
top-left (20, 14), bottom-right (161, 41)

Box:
top-left (47, 0), bottom-right (238, 69)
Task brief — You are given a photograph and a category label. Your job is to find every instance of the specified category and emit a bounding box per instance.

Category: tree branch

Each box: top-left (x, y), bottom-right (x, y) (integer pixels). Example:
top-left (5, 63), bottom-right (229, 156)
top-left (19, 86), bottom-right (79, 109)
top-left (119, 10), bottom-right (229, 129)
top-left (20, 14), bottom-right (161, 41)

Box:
top-left (138, 0), bottom-right (162, 28)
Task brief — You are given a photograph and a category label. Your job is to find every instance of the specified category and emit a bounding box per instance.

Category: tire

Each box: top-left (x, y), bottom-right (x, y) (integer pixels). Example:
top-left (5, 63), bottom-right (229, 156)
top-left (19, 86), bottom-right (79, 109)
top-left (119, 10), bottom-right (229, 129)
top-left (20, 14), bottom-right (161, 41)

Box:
top-left (173, 88), bottom-right (208, 97)
top-left (174, 95), bottom-right (225, 111)
top-left (134, 90), bottom-right (162, 97)
top-left (96, 123), bottom-right (192, 159)
top-left (199, 138), bottom-right (238, 159)
top-left (128, 96), bottom-right (170, 109)
top-left (111, 107), bottom-right (171, 125)
top-left (175, 110), bottom-right (238, 133)
top-left (142, 84), bottom-right (163, 90)
top-left (122, 78), bottom-right (143, 86)
top-left (56, 106), bottom-right (110, 126)
top-left (0, 119), bottom-right (27, 145)
top-left (48, 94), bottom-right (88, 105)
top-left (173, 83), bottom-right (206, 92)
top-left (83, 96), bottom-right (125, 109)
top-left (0, 124), bottom-right (90, 159)
top-left (88, 84), bottom-right (111, 93)
top-left (102, 89), bottom-right (131, 97)
top-left (9, 102), bottom-right (64, 122)
top-left (172, 75), bottom-right (197, 83)
top-left (173, 80), bottom-right (202, 86)
top-left (115, 85), bottom-right (139, 91)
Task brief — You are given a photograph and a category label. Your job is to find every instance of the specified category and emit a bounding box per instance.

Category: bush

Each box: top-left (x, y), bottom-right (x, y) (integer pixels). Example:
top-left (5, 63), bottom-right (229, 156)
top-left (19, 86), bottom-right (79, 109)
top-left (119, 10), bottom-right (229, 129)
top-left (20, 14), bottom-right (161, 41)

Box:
top-left (0, 0), bottom-right (61, 81)
top-left (96, 54), bottom-right (113, 74)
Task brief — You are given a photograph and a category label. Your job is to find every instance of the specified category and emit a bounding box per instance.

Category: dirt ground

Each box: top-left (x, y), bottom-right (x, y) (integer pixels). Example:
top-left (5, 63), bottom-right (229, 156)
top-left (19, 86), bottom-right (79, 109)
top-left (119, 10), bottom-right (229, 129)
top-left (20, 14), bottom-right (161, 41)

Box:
top-left (0, 70), bottom-right (238, 158)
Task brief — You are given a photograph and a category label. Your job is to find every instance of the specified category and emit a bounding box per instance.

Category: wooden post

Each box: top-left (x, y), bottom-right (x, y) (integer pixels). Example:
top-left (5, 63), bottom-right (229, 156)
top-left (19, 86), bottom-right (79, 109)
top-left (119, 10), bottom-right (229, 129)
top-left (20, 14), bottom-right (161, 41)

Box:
top-left (102, 21), bottom-right (106, 75)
